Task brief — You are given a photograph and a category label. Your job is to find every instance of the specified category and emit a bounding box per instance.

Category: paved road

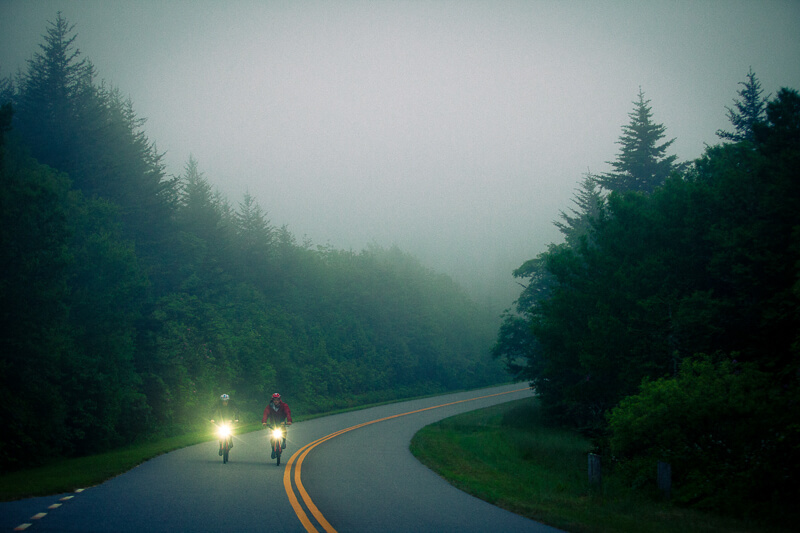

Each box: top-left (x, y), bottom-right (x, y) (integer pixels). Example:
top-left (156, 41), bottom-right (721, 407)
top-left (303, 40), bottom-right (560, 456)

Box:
top-left (1, 384), bottom-right (564, 532)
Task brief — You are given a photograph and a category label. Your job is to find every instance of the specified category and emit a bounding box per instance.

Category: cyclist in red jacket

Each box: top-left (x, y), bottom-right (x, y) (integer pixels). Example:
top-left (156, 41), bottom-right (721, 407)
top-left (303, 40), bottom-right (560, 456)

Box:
top-left (262, 393), bottom-right (292, 456)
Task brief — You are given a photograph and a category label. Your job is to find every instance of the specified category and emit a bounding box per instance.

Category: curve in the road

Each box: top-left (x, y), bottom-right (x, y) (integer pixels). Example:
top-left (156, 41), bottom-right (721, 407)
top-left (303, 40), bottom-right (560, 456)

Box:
top-left (283, 387), bottom-right (530, 533)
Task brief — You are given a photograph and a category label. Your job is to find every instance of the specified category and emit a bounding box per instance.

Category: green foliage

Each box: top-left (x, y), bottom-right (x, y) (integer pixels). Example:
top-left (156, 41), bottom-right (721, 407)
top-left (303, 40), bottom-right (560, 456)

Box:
top-left (498, 76), bottom-right (800, 521)
top-left (13, 14), bottom-right (96, 176)
top-left (0, 102), bottom-right (12, 157)
top-left (1, 138), bottom-right (73, 468)
top-left (63, 194), bottom-right (152, 451)
top-left (0, 14), bottom-right (505, 471)
top-left (519, 86), bottom-right (799, 426)
top-left (717, 68), bottom-right (768, 143)
top-left (597, 89), bottom-right (682, 195)
top-left (607, 355), bottom-right (800, 522)
top-left (553, 173), bottom-right (604, 248)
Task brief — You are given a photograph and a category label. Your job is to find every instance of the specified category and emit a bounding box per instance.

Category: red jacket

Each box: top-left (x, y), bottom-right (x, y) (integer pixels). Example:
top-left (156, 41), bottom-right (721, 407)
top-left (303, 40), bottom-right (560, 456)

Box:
top-left (262, 400), bottom-right (292, 425)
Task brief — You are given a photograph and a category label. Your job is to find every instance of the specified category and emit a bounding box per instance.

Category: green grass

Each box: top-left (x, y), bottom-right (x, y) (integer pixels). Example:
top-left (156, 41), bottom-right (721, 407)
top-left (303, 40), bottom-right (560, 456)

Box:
top-left (410, 398), bottom-right (788, 533)
top-left (0, 422), bottom-right (259, 501)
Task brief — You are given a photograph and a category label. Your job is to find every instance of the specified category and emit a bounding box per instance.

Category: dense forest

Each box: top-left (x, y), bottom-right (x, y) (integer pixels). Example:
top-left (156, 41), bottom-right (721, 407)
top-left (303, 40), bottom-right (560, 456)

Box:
top-left (494, 73), bottom-right (800, 521)
top-left (0, 15), bottom-right (507, 472)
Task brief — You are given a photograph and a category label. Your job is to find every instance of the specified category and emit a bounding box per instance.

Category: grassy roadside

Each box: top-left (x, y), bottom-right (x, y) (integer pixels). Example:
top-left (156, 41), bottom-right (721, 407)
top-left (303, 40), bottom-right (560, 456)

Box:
top-left (0, 422), bottom-right (255, 501)
top-left (410, 397), bottom-right (787, 533)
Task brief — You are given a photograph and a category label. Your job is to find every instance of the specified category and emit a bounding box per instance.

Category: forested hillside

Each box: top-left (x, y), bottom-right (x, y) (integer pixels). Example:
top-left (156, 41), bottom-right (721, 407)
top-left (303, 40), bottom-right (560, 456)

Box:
top-left (494, 76), bottom-right (800, 521)
top-left (0, 15), bottom-right (505, 472)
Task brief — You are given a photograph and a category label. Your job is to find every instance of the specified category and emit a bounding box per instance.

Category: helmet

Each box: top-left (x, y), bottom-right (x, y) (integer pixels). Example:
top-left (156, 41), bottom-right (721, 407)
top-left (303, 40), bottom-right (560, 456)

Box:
top-left (221, 394), bottom-right (230, 401)
top-left (272, 393), bottom-right (281, 400)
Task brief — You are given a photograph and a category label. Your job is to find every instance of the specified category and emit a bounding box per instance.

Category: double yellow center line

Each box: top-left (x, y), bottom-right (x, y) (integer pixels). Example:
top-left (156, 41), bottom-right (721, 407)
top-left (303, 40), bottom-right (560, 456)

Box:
top-left (282, 388), bottom-right (529, 533)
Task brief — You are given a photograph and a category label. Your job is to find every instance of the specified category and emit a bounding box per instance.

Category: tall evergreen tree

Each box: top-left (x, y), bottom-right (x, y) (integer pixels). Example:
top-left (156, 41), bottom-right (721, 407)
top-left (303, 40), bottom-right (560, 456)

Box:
top-left (553, 173), bottom-right (604, 248)
top-left (598, 89), bottom-right (680, 195)
top-left (234, 192), bottom-right (274, 286)
top-left (717, 68), bottom-right (768, 143)
top-left (15, 13), bottom-right (98, 178)
top-left (175, 157), bottom-right (235, 291)
top-left (14, 15), bottom-right (176, 271)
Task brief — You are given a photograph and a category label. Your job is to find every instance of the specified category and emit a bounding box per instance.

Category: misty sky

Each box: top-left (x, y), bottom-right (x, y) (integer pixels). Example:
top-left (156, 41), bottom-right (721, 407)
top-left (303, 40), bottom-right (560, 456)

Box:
top-left (2, 1), bottom-right (800, 309)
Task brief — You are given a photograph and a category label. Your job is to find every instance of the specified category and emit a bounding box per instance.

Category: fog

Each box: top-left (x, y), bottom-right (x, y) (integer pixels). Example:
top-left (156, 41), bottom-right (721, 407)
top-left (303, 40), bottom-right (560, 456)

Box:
top-left (2, 0), bottom-right (799, 311)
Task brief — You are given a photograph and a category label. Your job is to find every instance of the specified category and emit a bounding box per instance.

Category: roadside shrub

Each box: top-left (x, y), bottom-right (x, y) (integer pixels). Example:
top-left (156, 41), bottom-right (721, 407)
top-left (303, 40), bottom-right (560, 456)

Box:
top-left (606, 354), bottom-right (799, 522)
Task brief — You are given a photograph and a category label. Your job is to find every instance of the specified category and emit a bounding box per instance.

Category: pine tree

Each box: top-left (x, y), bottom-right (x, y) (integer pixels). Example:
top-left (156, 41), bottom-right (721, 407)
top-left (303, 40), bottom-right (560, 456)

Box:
top-left (175, 157), bottom-right (236, 289)
top-left (179, 157), bottom-right (224, 235)
top-left (554, 173), bottom-right (604, 248)
top-left (717, 68), bottom-right (768, 143)
top-left (598, 89), bottom-right (680, 195)
top-left (15, 13), bottom-right (97, 176)
top-left (14, 15), bottom-right (177, 271)
top-left (234, 192), bottom-right (274, 284)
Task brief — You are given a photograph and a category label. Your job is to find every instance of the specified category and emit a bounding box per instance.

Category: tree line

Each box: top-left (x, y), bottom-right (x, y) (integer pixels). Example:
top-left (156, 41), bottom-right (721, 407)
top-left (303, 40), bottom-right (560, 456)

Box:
top-left (0, 14), bottom-right (506, 472)
top-left (493, 73), bottom-right (800, 523)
